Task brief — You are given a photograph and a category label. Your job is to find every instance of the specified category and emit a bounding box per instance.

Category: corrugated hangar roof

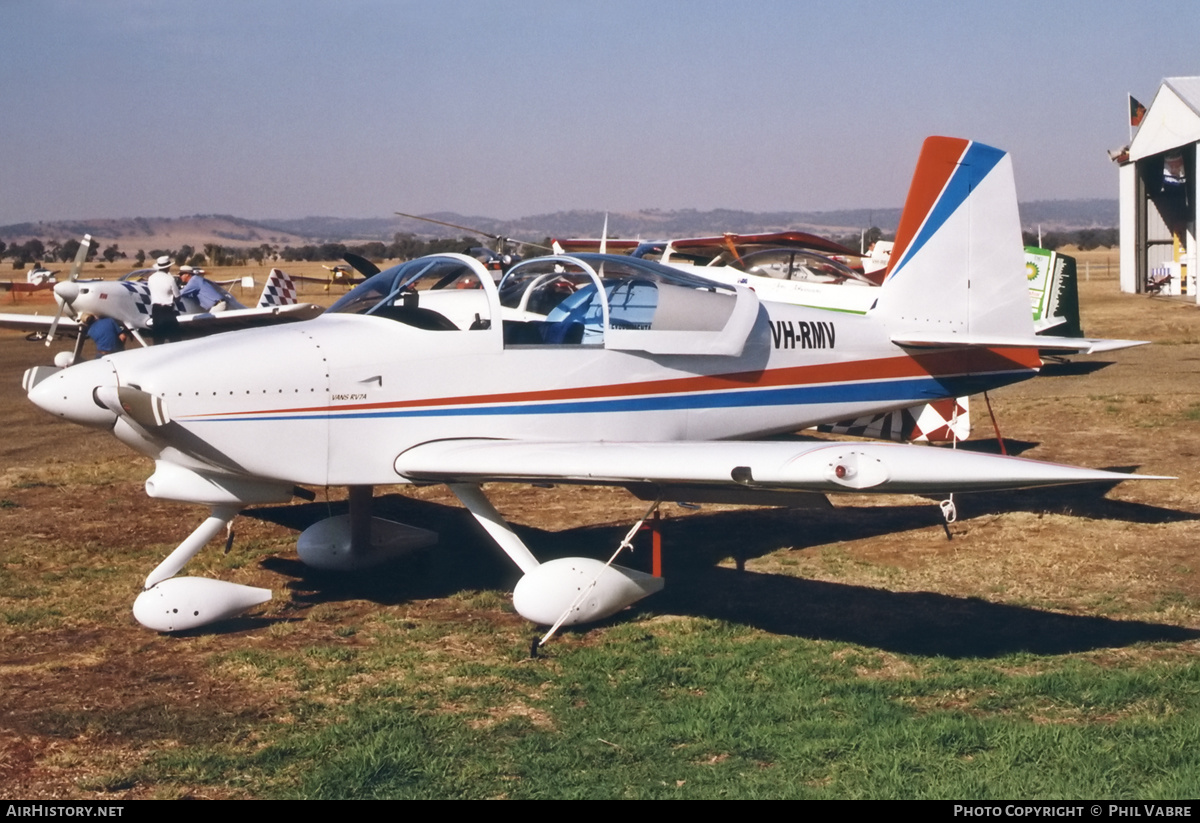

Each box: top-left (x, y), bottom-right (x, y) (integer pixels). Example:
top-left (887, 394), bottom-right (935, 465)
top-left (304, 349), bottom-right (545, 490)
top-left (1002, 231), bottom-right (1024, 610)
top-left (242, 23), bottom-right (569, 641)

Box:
top-left (1129, 76), bottom-right (1200, 162)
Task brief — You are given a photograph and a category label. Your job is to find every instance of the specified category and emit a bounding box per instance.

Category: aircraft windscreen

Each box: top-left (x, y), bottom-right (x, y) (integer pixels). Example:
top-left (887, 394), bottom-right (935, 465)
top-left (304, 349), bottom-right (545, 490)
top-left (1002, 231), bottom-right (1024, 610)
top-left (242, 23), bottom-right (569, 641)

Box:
top-left (328, 257), bottom-right (482, 316)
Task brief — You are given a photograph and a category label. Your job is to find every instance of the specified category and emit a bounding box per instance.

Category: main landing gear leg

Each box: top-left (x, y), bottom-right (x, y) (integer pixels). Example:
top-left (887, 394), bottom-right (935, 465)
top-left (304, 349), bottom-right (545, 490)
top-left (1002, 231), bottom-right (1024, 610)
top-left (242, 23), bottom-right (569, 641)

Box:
top-left (448, 483), bottom-right (539, 573)
top-left (448, 482), bottom-right (663, 629)
top-left (133, 505), bottom-right (272, 632)
top-left (69, 327), bottom-right (87, 365)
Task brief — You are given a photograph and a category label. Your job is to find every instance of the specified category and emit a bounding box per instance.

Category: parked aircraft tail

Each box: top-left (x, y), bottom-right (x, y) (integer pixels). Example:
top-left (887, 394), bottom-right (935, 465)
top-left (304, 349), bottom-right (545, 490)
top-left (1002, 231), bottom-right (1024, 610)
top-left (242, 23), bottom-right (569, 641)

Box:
top-left (875, 137), bottom-right (1031, 340)
top-left (817, 396), bottom-right (970, 444)
top-left (873, 137), bottom-right (1145, 355)
top-left (256, 268), bottom-right (299, 308)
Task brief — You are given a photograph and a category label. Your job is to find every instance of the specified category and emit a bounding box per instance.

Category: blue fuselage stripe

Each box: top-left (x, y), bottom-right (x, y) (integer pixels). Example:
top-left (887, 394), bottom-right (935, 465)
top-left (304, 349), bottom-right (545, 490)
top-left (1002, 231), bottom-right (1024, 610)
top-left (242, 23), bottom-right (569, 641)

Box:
top-left (194, 370), bottom-right (1033, 424)
top-left (892, 142), bottom-right (1005, 279)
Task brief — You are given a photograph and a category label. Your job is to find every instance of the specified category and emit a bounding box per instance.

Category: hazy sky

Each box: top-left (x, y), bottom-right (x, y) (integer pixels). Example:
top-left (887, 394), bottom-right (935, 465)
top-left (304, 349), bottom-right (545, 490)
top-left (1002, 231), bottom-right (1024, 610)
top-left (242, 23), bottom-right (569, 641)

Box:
top-left (2, 0), bottom-right (1194, 225)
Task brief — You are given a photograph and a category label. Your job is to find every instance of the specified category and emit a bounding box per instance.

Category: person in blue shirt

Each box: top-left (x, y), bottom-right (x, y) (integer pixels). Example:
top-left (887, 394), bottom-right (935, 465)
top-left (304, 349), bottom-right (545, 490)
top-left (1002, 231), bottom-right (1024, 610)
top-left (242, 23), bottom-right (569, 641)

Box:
top-left (83, 314), bottom-right (127, 357)
top-left (180, 266), bottom-right (229, 312)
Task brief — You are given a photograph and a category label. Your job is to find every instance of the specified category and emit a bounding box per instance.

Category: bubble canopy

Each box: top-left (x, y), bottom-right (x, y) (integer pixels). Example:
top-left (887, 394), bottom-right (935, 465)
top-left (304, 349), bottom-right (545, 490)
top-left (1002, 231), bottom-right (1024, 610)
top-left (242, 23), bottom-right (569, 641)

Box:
top-left (325, 252), bottom-right (758, 356)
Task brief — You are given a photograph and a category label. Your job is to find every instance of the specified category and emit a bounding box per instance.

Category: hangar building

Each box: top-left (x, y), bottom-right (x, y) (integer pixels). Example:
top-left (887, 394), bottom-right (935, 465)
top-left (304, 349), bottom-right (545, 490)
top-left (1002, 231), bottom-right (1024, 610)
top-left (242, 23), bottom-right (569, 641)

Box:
top-left (1118, 76), bottom-right (1199, 297)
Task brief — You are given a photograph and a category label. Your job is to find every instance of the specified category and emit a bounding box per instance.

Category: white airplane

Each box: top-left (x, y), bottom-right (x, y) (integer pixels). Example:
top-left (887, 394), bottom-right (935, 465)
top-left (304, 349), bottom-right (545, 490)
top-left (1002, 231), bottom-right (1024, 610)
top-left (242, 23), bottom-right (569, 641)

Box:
top-left (861, 239), bottom-right (894, 277)
top-left (557, 232), bottom-right (1123, 350)
top-left (555, 232), bottom-right (883, 313)
top-left (0, 263), bottom-right (61, 292)
top-left (23, 137), bottom-right (1165, 636)
top-left (0, 260), bottom-right (323, 362)
top-left (25, 265), bottom-right (59, 286)
top-left (557, 227), bottom-right (1136, 446)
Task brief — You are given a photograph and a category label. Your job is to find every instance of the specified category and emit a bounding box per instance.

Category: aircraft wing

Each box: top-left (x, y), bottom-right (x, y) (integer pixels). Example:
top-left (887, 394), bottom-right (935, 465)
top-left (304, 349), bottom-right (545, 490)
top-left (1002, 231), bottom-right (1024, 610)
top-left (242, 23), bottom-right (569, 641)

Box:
top-left (553, 239), bottom-right (643, 254)
top-left (0, 304), bottom-right (321, 343)
top-left (289, 273), bottom-right (367, 285)
top-left (891, 332), bottom-right (1149, 355)
top-left (0, 312), bottom-right (80, 335)
top-left (395, 438), bottom-right (1166, 496)
top-left (670, 232), bottom-right (860, 259)
top-left (0, 281), bottom-right (57, 294)
top-left (553, 232), bottom-right (858, 260)
top-left (176, 302), bottom-right (324, 332)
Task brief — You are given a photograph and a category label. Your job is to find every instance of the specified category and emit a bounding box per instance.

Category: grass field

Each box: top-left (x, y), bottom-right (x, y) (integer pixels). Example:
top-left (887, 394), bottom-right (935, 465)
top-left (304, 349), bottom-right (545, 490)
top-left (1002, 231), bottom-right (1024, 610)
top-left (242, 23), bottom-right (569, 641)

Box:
top-left (2, 254), bottom-right (1199, 799)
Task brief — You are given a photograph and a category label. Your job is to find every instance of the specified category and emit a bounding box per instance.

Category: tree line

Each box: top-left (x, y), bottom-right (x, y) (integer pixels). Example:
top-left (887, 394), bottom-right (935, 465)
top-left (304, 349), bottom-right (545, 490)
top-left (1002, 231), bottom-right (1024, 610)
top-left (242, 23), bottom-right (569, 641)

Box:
top-left (3, 227), bottom-right (1120, 272)
top-left (3, 237), bottom-right (124, 268)
top-left (829, 227), bottom-right (1120, 254)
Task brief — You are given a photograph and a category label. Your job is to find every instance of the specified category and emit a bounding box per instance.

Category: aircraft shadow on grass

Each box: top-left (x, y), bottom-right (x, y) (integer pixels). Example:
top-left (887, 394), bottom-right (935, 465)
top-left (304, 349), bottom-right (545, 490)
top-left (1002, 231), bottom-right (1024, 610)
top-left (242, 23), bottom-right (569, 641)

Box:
top-left (246, 489), bottom-right (1200, 658)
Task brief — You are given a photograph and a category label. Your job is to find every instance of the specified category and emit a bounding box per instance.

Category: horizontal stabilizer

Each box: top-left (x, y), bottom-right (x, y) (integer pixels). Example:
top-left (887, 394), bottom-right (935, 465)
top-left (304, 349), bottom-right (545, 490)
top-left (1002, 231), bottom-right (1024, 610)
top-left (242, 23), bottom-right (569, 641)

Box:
top-left (396, 439), bottom-right (1169, 495)
top-left (892, 332), bottom-right (1149, 355)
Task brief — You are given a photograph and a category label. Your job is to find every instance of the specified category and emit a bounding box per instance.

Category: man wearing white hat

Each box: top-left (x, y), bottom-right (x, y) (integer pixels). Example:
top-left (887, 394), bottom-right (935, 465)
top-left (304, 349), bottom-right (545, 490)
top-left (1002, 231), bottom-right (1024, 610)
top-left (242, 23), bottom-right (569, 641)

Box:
top-left (148, 255), bottom-right (180, 343)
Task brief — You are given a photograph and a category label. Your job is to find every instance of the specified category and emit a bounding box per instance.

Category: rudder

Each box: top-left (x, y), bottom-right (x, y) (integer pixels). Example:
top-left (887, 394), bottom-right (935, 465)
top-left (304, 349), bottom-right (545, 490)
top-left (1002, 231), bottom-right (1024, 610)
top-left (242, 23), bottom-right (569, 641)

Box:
top-left (875, 137), bottom-right (1031, 339)
top-left (257, 268), bottom-right (298, 308)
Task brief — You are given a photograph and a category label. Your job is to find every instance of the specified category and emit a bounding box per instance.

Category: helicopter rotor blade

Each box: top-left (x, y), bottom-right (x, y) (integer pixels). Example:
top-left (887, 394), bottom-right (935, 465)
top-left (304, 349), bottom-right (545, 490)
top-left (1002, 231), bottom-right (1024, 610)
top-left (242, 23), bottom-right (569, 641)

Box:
top-left (343, 252), bottom-right (380, 277)
top-left (394, 211), bottom-right (499, 240)
top-left (393, 211), bottom-right (551, 252)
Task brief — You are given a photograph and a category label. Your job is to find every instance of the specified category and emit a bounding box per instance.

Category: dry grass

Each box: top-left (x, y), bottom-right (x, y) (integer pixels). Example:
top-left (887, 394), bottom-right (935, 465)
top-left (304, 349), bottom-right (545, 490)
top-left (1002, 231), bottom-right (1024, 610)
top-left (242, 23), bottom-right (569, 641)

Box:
top-left (1, 268), bottom-right (1198, 797)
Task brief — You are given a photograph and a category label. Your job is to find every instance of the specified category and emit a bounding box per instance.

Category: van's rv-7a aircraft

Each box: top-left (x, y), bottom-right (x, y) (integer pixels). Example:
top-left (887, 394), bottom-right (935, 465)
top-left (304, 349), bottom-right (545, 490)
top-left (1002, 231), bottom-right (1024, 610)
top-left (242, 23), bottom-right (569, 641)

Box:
top-left (554, 221), bottom-right (1134, 445)
top-left (0, 250), bottom-right (322, 361)
top-left (23, 137), bottom-right (1161, 634)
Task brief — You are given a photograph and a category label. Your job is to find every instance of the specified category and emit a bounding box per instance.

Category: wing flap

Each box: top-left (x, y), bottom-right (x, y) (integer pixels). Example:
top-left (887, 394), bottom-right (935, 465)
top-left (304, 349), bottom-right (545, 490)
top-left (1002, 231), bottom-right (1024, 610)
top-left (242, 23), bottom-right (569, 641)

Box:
top-left (395, 438), bottom-right (1167, 495)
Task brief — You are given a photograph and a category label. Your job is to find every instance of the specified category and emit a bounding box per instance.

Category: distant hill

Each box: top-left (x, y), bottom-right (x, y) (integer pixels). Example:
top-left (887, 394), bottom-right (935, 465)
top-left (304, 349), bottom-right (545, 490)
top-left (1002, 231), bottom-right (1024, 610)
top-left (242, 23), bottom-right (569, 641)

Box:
top-left (255, 209), bottom-right (909, 243)
top-left (253, 200), bottom-right (1121, 241)
top-left (0, 215), bottom-right (314, 252)
top-left (1016, 199), bottom-right (1118, 229)
top-left (1, 200), bottom-right (1118, 250)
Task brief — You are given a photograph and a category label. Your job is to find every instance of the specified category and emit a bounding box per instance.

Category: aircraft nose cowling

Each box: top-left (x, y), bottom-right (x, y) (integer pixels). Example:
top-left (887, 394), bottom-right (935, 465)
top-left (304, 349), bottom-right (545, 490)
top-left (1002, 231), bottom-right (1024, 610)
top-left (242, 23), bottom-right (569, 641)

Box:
top-left (26, 358), bottom-right (120, 429)
top-left (53, 280), bottom-right (80, 308)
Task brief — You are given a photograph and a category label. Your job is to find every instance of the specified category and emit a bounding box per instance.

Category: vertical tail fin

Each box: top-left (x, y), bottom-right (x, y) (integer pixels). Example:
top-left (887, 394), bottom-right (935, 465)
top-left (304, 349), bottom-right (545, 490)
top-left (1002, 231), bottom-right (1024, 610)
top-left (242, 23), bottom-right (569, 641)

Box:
top-left (875, 137), bottom-right (1031, 339)
top-left (257, 268), bottom-right (298, 308)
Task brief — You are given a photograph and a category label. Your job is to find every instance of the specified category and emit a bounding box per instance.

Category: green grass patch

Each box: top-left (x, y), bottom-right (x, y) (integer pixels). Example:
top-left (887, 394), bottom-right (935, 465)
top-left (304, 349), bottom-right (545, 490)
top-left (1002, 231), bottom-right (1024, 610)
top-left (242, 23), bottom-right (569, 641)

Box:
top-left (2, 605), bottom-right (64, 626)
top-left (132, 618), bottom-right (1200, 799)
